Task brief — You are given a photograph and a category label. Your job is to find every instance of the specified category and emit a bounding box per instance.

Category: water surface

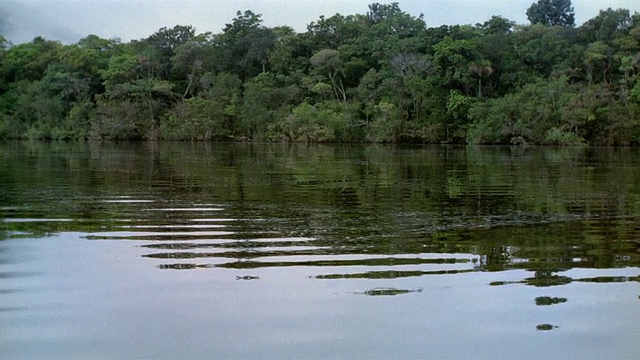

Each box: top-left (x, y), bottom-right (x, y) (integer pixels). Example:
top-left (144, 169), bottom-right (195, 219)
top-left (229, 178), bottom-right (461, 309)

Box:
top-left (1, 141), bottom-right (639, 358)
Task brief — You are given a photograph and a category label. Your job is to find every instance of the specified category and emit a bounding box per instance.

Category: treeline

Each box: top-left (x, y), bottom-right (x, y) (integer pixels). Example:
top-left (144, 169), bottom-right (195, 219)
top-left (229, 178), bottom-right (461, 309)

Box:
top-left (1, 1), bottom-right (640, 145)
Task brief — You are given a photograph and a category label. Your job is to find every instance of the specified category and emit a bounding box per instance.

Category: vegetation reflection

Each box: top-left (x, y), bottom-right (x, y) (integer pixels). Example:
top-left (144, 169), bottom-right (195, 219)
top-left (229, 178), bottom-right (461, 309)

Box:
top-left (1, 142), bottom-right (639, 288)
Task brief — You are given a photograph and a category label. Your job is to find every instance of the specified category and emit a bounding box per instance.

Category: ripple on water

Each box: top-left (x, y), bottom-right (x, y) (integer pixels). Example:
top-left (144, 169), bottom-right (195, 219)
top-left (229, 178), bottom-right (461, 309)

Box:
top-left (3, 144), bottom-right (640, 358)
top-left (117, 224), bottom-right (227, 229)
top-left (143, 208), bottom-right (225, 211)
top-left (2, 218), bottom-right (73, 223)
top-left (85, 230), bottom-right (235, 240)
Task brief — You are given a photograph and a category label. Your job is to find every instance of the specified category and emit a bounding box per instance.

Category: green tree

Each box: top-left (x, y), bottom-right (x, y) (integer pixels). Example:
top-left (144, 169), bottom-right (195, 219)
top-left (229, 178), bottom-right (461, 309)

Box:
top-left (136, 25), bottom-right (195, 80)
top-left (215, 11), bottom-right (276, 80)
top-left (2, 3), bottom-right (640, 144)
top-left (162, 72), bottom-right (241, 140)
top-left (310, 49), bottom-right (347, 104)
top-left (478, 16), bottom-right (515, 35)
top-left (170, 32), bottom-right (218, 99)
top-left (267, 26), bottom-right (308, 76)
top-left (526, 0), bottom-right (575, 27)
top-left (584, 41), bottom-right (613, 86)
top-left (513, 24), bottom-right (573, 79)
top-left (468, 60), bottom-right (493, 98)
top-left (240, 72), bottom-right (301, 140)
top-left (99, 52), bottom-right (176, 139)
top-left (0, 37), bottom-right (61, 83)
top-left (578, 8), bottom-right (632, 45)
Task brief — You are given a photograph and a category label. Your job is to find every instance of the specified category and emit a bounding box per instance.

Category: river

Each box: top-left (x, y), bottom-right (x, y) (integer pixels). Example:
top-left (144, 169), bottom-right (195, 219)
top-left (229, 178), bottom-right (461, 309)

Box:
top-left (1, 141), bottom-right (639, 358)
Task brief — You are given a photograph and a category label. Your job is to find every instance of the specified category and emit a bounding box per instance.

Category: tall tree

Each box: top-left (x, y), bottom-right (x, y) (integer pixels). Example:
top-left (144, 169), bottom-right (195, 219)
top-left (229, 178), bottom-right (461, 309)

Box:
top-left (137, 25), bottom-right (195, 80)
top-left (469, 60), bottom-right (493, 98)
top-left (578, 8), bottom-right (632, 45)
top-left (215, 11), bottom-right (275, 80)
top-left (310, 49), bottom-right (347, 104)
top-left (478, 16), bottom-right (516, 35)
top-left (526, 0), bottom-right (575, 27)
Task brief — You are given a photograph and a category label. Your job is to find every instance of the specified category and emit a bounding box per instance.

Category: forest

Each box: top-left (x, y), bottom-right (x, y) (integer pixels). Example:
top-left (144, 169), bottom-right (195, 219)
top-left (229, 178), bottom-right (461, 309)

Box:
top-left (1, 0), bottom-right (640, 145)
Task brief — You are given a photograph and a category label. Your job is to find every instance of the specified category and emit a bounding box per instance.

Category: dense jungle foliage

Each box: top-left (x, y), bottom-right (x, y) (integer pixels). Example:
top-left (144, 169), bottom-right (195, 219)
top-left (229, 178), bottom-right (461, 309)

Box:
top-left (1, 1), bottom-right (640, 145)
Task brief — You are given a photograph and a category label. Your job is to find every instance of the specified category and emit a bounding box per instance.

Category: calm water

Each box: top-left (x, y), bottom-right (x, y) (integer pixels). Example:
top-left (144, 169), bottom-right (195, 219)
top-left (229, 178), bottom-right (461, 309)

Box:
top-left (1, 141), bottom-right (639, 359)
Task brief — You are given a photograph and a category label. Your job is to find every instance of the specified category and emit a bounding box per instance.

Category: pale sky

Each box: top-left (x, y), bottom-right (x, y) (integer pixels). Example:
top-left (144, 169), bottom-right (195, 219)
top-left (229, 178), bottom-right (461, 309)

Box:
top-left (1, 0), bottom-right (639, 45)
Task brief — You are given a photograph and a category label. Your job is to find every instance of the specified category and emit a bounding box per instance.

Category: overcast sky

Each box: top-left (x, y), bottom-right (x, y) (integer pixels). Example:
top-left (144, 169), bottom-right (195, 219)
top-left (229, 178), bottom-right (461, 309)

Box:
top-left (1, 0), bottom-right (640, 45)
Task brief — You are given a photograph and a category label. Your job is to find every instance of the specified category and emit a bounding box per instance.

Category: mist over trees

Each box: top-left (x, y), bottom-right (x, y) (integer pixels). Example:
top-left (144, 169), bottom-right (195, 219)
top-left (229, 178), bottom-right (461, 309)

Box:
top-left (1, 1), bottom-right (640, 145)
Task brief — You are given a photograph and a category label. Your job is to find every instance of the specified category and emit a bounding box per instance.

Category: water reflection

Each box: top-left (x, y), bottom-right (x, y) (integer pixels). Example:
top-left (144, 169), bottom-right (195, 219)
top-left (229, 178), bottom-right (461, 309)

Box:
top-left (535, 297), bottom-right (567, 306)
top-left (490, 273), bottom-right (640, 286)
top-left (1, 142), bottom-right (639, 284)
top-left (360, 287), bottom-right (423, 296)
top-left (235, 275), bottom-right (259, 280)
top-left (2, 142), bottom-right (640, 357)
top-left (316, 269), bottom-right (474, 279)
top-left (536, 324), bottom-right (559, 331)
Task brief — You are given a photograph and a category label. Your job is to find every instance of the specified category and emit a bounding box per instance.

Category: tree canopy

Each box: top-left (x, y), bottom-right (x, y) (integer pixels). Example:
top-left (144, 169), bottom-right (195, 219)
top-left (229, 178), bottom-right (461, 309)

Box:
top-left (526, 0), bottom-right (576, 27)
top-left (1, 2), bottom-right (640, 145)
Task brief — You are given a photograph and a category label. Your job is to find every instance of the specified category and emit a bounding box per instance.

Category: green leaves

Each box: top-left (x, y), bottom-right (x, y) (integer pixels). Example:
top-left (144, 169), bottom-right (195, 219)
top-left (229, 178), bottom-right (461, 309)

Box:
top-left (1, 3), bottom-right (640, 144)
top-left (526, 0), bottom-right (575, 27)
top-left (216, 11), bottom-right (275, 80)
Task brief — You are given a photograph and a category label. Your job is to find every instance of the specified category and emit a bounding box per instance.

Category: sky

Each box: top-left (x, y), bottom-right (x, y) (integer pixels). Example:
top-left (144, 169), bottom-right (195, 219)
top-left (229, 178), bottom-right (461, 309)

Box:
top-left (1, 0), bottom-right (640, 45)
